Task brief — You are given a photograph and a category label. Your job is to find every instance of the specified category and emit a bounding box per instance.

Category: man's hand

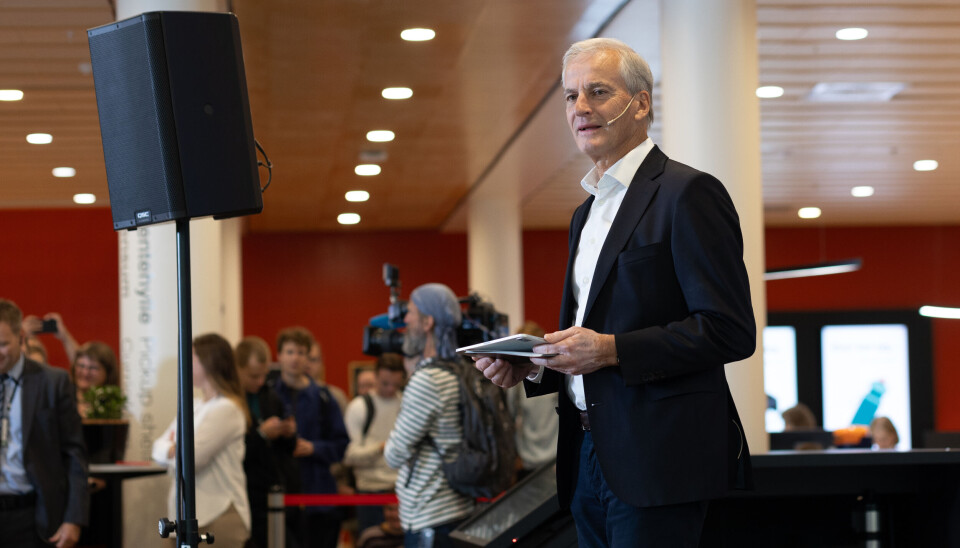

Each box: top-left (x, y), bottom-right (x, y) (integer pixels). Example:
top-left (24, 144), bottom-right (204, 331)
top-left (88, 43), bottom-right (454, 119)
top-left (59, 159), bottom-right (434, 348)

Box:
top-left (530, 327), bottom-right (617, 376)
top-left (293, 437), bottom-right (315, 457)
top-left (280, 415), bottom-right (297, 437)
top-left (472, 357), bottom-right (537, 388)
top-left (259, 416), bottom-right (285, 439)
top-left (22, 315), bottom-right (43, 336)
top-left (48, 522), bottom-right (81, 548)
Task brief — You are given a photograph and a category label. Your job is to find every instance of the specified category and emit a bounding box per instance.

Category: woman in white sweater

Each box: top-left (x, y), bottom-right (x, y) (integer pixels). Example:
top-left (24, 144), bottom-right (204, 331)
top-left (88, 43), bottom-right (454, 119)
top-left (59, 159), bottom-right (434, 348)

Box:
top-left (153, 333), bottom-right (252, 547)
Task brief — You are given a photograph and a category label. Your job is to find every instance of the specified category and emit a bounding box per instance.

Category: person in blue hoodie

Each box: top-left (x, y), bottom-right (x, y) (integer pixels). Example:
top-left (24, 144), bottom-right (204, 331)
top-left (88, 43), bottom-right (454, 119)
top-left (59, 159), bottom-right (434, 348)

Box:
top-left (273, 326), bottom-right (349, 548)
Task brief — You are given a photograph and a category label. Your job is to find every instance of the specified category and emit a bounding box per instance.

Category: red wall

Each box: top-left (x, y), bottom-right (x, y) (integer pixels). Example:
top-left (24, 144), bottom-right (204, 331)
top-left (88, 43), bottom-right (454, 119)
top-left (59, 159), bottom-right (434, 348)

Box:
top-left (0, 208), bottom-right (119, 370)
top-left (241, 230), bottom-right (469, 389)
top-left (5, 209), bottom-right (960, 430)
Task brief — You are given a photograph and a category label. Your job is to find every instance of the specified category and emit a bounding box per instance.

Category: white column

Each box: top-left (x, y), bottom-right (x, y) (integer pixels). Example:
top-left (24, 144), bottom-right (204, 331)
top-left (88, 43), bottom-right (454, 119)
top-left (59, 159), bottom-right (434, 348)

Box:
top-left (660, 0), bottom-right (769, 452)
top-left (114, 2), bottom-right (235, 546)
top-left (467, 187), bottom-right (524, 333)
top-left (189, 217), bottom-right (244, 341)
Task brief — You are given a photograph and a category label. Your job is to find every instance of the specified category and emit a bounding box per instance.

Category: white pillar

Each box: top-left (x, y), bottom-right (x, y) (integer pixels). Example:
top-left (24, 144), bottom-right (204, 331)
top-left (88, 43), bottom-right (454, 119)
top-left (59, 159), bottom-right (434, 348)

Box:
top-left (467, 187), bottom-right (524, 333)
top-left (114, 2), bottom-right (236, 546)
top-left (660, 0), bottom-right (769, 452)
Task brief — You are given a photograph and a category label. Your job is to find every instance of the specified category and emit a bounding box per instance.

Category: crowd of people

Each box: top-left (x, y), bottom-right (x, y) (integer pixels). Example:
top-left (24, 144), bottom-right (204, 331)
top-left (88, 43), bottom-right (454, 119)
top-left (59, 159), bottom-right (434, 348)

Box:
top-left (0, 293), bottom-right (558, 548)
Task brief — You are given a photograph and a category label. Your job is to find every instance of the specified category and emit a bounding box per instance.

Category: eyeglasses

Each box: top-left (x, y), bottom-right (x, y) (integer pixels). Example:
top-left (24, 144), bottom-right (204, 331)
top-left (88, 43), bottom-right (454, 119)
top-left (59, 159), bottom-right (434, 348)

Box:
top-left (75, 361), bottom-right (105, 372)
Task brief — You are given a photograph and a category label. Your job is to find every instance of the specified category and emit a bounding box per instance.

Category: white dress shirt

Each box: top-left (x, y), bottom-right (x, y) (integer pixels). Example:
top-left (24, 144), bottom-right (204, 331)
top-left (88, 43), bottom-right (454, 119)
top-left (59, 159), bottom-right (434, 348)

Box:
top-left (566, 138), bottom-right (654, 410)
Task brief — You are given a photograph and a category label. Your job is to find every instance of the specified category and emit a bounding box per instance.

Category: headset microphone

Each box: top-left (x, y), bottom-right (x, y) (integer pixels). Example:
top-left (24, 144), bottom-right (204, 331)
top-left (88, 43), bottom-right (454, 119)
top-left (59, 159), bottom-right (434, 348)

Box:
top-left (606, 95), bottom-right (637, 126)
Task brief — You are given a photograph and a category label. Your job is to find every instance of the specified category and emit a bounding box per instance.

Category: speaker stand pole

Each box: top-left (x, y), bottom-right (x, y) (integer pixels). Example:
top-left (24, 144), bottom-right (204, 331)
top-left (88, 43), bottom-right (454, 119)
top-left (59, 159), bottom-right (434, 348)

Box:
top-left (174, 218), bottom-right (201, 548)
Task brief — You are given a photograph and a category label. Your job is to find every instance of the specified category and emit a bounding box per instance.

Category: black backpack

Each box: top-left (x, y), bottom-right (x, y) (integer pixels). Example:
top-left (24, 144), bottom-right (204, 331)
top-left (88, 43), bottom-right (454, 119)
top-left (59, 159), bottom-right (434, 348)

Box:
top-left (417, 358), bottom-right (518, 499)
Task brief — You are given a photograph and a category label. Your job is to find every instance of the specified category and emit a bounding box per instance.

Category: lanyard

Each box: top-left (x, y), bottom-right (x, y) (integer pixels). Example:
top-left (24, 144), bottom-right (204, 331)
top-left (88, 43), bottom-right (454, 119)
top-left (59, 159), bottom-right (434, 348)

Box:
top-left (0, 374), bottom-right (21, 449)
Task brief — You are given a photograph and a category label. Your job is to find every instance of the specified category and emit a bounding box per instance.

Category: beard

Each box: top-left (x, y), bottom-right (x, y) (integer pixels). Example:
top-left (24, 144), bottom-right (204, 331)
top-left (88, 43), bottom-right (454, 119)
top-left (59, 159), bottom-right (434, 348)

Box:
top-left (402, 327), bottom-right (427, 358)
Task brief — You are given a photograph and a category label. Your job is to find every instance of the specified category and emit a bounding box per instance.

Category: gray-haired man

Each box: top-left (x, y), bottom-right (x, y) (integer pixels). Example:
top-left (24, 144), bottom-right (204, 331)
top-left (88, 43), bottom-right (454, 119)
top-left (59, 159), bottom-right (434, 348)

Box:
top-left (384, 283), bottom-right (474, 547)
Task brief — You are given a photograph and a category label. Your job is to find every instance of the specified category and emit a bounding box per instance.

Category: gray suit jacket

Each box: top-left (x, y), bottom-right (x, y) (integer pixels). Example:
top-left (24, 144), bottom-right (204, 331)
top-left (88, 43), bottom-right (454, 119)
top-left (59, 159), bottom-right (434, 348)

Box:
top-left (21, 358), bottom-right (89, 538)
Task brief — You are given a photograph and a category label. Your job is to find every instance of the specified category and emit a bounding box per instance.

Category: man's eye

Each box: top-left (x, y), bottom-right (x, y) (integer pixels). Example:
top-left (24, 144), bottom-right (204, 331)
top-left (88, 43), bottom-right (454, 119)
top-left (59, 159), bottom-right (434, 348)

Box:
top-left (565, 94), bottom-right (577, 102)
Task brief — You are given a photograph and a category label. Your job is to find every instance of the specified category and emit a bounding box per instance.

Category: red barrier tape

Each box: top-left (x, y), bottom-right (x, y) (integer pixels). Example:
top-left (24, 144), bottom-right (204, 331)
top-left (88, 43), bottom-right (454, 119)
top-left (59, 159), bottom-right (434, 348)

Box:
top-left (284, 494), bottom-right (398, 507)
top-left (283, 491), bottom-right (503, 507)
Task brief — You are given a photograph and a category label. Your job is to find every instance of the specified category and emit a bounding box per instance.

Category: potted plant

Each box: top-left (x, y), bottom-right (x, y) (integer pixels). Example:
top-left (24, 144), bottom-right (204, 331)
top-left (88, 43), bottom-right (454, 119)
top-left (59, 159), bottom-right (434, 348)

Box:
top-left (82, 386), bottom-right (129, 464)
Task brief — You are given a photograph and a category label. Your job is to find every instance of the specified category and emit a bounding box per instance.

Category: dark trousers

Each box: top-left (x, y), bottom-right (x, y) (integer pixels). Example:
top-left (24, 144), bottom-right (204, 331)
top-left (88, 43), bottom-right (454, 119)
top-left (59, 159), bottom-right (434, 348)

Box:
top-left (0, 503), bottom-right (44, 548)
top-left (403, 519), bottom-right (463, 548)
top-left (571, 431), bottom-right (709, 547)
top-left (297, 510), bottom-right (341, 548)
top-left (355, 490), bottom-right (390, 535)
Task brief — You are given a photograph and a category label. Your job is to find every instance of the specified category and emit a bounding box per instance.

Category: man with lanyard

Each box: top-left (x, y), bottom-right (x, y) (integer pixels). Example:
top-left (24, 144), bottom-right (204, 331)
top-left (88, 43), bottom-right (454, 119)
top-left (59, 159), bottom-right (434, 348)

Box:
top-left (0, 298), bottom-right (88, 548)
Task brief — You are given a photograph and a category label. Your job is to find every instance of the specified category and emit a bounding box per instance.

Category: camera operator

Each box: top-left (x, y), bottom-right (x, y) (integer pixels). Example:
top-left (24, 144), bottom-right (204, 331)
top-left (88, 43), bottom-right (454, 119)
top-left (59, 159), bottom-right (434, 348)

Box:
top-left (383, 284), bottom-right (474, 547)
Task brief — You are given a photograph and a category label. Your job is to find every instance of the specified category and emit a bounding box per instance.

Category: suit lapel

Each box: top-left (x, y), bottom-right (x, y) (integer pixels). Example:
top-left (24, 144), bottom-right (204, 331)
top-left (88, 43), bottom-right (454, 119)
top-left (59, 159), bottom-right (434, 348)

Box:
top-left (19, 359), bottom-right (41, 448)
top-left (581, 146), bottom-right (667, 324)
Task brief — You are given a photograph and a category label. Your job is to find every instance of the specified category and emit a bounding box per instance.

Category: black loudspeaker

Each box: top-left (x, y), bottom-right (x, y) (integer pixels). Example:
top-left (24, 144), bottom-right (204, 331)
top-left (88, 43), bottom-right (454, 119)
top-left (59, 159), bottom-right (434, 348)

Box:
top-left (88, 11), bottom-right (262, 231)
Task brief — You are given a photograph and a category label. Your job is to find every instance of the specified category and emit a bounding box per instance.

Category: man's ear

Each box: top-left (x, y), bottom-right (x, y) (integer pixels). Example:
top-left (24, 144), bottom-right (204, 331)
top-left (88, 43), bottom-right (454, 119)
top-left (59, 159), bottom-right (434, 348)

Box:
top-left (422, 314), bottom-right (435, 332)
top-left (634, 90), bottom-right (651, 121)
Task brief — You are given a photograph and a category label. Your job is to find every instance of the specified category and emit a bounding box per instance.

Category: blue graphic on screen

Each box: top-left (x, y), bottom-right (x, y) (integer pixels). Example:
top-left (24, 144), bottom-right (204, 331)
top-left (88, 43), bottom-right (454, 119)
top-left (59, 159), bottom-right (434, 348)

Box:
top-left (851, 381), bottom-right (885, 426)
top-left (821, 325), bottom-right (911, 449)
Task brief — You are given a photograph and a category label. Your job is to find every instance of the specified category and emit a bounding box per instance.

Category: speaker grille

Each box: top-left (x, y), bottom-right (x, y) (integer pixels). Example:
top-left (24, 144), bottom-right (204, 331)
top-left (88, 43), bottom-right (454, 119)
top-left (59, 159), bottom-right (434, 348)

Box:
top-left (89, 15), bottom-right (186, 230)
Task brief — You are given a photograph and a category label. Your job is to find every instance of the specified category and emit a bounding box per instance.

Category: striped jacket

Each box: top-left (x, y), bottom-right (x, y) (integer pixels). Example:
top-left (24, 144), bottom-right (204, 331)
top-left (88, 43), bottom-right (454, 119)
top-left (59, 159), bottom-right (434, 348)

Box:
top-left (384, 358), bottom-right (475, 531)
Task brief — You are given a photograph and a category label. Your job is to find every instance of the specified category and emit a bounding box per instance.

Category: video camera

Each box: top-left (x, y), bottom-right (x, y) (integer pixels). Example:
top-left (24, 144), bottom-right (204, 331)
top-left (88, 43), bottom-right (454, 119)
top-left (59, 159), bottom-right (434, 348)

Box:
top-left (361, 263), bottom-right (509, 356)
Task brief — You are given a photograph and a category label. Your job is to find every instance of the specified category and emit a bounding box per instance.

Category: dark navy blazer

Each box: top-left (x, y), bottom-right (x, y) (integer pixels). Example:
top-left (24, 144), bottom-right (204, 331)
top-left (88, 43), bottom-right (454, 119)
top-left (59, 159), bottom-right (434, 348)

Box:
top-left (527, 145), bottom-right (756, 509)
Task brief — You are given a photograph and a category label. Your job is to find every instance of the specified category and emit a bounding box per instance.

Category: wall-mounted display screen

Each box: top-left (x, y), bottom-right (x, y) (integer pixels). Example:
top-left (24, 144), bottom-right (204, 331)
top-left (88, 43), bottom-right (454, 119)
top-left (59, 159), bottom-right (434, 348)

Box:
top-left (764, 310), bottom-right (932, 449)
top-left (763, 326), bottom-right (798, 432)
top-left (821, 324), bottom-right (912, 448)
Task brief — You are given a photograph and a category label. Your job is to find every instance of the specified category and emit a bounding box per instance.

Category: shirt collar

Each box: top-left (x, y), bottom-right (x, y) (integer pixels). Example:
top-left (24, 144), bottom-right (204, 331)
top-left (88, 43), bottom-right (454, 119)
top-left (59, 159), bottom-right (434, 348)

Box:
top-left (5, 354), bottom-right (25, 381)
top-left (580, 137), bottom-right (654, 197)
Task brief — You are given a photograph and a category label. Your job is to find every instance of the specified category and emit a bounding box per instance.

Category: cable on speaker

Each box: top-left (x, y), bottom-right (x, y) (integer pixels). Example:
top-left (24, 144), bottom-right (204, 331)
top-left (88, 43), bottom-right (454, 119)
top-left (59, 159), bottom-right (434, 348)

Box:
top-left (255, 139), bottom-right (273, 193)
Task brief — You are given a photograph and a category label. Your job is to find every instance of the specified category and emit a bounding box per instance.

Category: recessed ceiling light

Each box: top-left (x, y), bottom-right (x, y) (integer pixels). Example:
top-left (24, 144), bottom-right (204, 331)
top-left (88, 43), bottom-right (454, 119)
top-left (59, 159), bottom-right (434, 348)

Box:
top-left (73, 193), bottom-right (96, 204)
top-left (913, 159), bottom-right (938, 172)
top-left (798, 207), bottom-right (822, 219)
top-left (382, 87), bottom-right (413, 100)
top-left (807, 82), bottom-right (904, 103)
top-left (359, 149), bottom-right (388, 163)
top-left (345, 190), bottom-right (370, 202)
top-left (26, 133), bottom-right (53, 144)
top-left (400, 28), bottom-right (436, 42)
top-left (355, 164), bottom-right (382, 176)
top-left (338, 213), bottom-right (361, 225)
top-left (836, 28), bottom-right (868, 41)
top-left (52, 167), bottom-right (76, 178)
top-left (0, 89), bottom-right (24, 101)
top-left (851, 186), bottom-right (874, 197)
top-left (756, 86), bottom-right (784, 98)
top-left (366, 130), bottom-right (395, 142)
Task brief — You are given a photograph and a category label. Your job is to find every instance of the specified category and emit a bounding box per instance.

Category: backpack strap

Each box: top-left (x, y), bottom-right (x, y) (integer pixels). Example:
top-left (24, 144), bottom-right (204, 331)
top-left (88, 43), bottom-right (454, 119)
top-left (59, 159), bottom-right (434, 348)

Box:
top-left (361, 392), bottom-right (375, 441)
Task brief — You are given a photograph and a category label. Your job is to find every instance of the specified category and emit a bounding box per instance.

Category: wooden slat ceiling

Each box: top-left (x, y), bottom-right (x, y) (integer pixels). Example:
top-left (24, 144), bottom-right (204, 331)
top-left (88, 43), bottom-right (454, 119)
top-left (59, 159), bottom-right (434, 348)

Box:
top-left (1, 0), bottom-right (958, 231)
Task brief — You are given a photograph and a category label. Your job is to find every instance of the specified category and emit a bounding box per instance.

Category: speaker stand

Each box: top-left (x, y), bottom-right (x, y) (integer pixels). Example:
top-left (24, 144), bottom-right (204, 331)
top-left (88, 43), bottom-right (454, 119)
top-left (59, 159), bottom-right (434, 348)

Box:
top-left (159, 219), bottom-right (210, 547)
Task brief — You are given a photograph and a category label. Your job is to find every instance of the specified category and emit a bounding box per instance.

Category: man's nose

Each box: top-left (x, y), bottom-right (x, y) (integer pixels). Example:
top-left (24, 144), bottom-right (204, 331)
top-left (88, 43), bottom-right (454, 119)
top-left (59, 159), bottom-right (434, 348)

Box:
top-left (574, 95), bottom-right (592, 116)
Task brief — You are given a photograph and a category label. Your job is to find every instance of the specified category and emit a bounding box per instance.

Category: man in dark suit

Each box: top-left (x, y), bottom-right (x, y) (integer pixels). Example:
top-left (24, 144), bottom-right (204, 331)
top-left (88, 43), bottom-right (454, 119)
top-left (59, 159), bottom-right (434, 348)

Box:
top-left (0, 299), bottom-right (88, 548)
top-left (474, 38), bottom-right (756, 546)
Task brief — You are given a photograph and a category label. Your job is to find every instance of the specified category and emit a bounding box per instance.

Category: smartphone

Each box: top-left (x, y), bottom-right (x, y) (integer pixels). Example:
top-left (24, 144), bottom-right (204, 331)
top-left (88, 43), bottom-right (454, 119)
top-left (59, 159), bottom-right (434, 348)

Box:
top-left (39, 318), bottom-right (59, 334)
